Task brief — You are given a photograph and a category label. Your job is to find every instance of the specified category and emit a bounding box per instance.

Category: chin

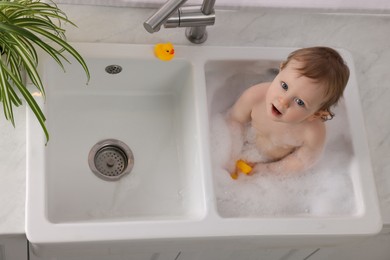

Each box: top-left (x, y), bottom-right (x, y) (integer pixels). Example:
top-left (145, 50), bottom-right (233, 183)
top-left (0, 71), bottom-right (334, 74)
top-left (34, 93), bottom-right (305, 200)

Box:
top-left (268, 113), bottom-right (284, 122)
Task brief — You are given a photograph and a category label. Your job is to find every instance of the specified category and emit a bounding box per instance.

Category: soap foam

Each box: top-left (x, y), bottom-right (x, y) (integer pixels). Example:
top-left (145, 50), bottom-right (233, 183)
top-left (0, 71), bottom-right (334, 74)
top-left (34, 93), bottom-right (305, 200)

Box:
top-left (210, 102), bottom-right (357, 218)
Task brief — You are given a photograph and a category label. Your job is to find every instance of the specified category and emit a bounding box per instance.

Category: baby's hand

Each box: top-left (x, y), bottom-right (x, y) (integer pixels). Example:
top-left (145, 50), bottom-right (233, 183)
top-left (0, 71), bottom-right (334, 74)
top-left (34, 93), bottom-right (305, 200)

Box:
top-left (252, 162), bottom-right (269, 175)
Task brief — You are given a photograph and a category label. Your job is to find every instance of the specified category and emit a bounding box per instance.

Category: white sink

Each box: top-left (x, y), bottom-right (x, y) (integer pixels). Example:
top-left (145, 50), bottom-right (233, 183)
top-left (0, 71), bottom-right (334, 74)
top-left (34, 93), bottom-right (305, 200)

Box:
top-left (26, 43), bottom-right (382, 256)
top-left (31, 48), bottom-right (204, 224)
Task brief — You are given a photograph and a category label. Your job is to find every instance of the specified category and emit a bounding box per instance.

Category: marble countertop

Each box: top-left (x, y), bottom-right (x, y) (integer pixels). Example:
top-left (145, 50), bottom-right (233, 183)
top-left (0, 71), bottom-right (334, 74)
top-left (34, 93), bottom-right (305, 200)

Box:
top-left (1, 4), bottom-right (389, 235)
top-left (56, 0), bottom-right (390, 14)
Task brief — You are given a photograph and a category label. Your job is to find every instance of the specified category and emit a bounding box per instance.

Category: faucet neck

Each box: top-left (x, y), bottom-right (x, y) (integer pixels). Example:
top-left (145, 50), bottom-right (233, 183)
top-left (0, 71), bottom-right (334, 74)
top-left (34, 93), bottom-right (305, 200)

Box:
top-left (143, 0), bottom-right (216, 44)
top-left (201, 0), bottom-right (216, 15)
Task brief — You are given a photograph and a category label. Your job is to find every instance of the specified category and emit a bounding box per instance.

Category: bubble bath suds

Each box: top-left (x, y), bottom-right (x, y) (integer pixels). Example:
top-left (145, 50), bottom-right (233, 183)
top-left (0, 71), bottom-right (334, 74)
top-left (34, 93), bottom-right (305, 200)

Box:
top-left (207, 66), bottom-right (357, 218)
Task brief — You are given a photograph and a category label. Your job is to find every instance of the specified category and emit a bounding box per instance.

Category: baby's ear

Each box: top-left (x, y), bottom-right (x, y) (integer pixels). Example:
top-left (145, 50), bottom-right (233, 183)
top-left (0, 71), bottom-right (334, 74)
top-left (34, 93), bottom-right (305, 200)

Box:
top-left (312, 110), bottom-right (331, 121)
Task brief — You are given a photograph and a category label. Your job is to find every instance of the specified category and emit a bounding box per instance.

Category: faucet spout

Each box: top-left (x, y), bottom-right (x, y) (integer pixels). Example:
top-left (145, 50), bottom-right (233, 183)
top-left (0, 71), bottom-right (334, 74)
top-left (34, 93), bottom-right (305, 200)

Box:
top-left (143, 0), bottom-right (188, 33)
top-left (143, 0), bottom-right (216, 44)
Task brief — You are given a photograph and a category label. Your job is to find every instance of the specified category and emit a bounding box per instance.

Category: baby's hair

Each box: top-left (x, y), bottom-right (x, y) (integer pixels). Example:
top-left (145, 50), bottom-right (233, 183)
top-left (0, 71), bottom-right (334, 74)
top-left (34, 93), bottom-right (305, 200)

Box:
top-left (280, 47), bottom-right (350, 121)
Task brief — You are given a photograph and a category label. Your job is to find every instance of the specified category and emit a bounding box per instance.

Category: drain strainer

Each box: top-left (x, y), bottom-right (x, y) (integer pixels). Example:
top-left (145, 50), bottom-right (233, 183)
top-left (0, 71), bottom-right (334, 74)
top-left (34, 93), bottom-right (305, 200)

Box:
top-left (88, 139), bottom-right (134, 181)
top-left (105, 65), bottom-right (122, 74)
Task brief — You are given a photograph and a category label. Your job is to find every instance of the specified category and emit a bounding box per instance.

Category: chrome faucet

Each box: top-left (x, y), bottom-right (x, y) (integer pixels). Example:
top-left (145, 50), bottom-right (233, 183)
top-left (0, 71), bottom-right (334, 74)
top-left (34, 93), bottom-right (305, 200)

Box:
top-left (143, 0), bottom-right (216, 44)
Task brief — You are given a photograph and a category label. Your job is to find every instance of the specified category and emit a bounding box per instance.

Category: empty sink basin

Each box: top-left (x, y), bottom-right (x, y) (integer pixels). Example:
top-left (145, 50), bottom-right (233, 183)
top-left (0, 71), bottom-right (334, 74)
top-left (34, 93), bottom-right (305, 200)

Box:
top-left (43, 57), bottom-right (202, 223)
top-left (26, 43), bottom-right (206, 244)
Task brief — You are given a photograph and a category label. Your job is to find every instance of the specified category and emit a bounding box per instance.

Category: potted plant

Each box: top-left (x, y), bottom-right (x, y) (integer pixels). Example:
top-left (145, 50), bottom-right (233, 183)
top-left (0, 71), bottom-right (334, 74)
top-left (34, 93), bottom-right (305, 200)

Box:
top-left (0, 0), bottom-right (89, 142)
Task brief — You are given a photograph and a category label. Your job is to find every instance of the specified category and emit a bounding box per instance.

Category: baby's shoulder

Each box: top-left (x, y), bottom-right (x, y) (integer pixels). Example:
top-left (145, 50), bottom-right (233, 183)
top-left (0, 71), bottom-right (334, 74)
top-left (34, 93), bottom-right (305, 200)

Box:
top-left (250, 82), bottom-right (271, 92)
top-left (243, 82), bottom-right (270, 99)
top-left (303, 120), bottom-right (326, 145)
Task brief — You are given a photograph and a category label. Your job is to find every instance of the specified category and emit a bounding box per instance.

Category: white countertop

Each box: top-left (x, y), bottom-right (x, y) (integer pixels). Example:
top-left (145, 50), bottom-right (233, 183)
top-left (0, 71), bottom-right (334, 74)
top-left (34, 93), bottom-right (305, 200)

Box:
top-left (1, 4), bottom-right (389, 235)
top-left (57, 0), bottom-right (390, 14)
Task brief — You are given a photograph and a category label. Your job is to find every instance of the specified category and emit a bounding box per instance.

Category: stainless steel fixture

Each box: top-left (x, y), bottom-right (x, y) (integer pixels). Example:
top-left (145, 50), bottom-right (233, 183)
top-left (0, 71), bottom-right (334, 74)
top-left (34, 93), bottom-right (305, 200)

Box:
top-left (105, 65), bottom-right (123, 75)
top-left (88, 139), bottom-right (134, 181)
top-left (143, 0), bottom-right (216, 44)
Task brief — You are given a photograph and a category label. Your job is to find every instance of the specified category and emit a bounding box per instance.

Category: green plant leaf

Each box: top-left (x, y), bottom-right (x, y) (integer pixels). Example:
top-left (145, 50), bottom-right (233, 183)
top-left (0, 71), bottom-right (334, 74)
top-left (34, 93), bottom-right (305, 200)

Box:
top-left (11, 17), bottom-right (65, 33)
top-left (29, 26), bottom-right (90, 82)
top-left (8, 34), bottom-right (46, 98)
top-left (7, 82), bottom-right (23, 107)
top-left (0, 0), bottom-right (90, 143)
top-left (0, 62), bottom-right (15, 125)
top-left (3, 63), bottom-right (48, 142)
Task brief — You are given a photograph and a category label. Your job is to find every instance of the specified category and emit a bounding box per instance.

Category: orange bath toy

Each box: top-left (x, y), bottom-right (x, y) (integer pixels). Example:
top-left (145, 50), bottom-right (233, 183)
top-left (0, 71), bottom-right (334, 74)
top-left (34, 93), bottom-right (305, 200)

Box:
top-left (154, 42), bottom-right (175, 61)
top-left (230, 159), bottom-right (253, 180)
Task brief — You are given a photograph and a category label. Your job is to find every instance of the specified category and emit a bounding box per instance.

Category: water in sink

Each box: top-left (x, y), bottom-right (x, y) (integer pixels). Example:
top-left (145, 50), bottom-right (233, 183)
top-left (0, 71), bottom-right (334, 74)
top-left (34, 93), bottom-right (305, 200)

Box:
top-left (205, 60), bottom-right (358, 218)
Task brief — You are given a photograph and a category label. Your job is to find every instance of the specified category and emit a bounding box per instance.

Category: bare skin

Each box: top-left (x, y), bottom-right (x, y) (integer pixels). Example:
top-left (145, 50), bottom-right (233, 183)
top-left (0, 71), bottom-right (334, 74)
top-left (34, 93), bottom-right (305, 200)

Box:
top-left (227, 60), bottom-right (329, 176)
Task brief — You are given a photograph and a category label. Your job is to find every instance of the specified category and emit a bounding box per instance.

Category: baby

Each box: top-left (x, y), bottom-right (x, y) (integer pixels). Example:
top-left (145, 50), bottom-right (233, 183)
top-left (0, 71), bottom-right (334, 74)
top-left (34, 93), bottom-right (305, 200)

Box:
top-left (226, 47), bottom-right (350, 179)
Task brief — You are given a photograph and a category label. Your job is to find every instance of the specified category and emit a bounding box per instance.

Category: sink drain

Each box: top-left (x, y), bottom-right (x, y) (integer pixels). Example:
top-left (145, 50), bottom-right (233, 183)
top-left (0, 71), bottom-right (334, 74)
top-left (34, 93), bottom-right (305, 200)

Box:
top-left (105, 65), bottom-right (122, 74)
top-left (88, 139), bottom-right (134, 181)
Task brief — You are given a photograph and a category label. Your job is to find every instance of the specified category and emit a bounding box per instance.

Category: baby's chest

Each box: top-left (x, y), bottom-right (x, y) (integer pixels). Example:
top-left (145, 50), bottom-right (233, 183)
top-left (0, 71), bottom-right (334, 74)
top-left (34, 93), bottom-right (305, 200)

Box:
top-left (250, 126), bottom-right (303, 160)
top-left (251, 119), bottom-right (304, 147)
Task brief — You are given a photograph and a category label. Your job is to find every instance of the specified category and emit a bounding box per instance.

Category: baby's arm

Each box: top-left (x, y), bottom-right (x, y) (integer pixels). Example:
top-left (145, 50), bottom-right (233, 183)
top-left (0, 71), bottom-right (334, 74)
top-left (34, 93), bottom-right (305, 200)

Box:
top-left (254, 124), bottom-right (326, 175)
top-left (228, 83), bottom-right (268, 124)
top-left (225, 83), bottom-right (269, 174)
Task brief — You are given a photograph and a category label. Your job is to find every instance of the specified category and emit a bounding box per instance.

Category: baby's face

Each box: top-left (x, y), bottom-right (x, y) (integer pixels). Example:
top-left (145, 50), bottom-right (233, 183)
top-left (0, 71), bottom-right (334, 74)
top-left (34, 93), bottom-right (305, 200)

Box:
top-left (265, 60), bottom-right (326, 124)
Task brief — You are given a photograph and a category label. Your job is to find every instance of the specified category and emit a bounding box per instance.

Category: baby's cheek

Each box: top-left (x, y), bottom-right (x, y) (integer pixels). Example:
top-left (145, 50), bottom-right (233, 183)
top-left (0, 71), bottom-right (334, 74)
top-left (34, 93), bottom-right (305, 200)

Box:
top-left (288, 110), bottom-right (309, 122)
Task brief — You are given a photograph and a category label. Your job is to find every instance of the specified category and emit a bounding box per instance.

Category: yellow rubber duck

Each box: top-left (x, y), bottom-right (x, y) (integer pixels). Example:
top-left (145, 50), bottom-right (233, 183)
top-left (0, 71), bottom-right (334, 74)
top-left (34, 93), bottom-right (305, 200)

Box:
top-left (154, 42), bottom-right (175, 61)
top-left (230, 159), bottom-right (253, 180)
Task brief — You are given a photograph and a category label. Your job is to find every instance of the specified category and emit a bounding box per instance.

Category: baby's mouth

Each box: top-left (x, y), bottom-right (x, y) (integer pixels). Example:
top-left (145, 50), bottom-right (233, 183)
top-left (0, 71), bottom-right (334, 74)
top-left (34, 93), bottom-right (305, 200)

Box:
top-left (271, 104), bottom-right (282, 116)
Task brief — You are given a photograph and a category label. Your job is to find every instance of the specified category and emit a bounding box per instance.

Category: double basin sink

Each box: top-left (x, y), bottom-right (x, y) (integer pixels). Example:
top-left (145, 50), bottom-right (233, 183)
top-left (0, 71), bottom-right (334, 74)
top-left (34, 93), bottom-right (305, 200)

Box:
top-left (26, 43), bottom-right (381, 254)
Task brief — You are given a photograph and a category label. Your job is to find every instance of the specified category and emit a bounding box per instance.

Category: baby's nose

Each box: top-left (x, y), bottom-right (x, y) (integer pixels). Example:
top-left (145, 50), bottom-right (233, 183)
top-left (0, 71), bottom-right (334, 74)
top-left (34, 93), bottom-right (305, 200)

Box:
top-left (278, 97), bottom-right (290, 108)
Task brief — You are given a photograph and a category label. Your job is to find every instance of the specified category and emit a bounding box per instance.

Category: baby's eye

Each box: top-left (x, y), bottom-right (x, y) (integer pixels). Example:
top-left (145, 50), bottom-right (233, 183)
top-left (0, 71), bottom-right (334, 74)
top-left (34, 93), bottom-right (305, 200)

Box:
top-left (281, 81), bottom-right (288, 91)
top-left (295, 98), bottom-right (305, 107)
